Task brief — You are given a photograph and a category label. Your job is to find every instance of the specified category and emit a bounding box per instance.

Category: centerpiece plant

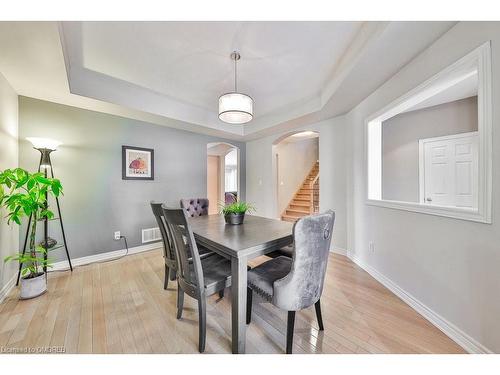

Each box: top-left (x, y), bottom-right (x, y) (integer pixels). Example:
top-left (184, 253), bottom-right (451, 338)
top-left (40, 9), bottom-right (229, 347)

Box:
top-left (0, 168), bottom-right (62, 299)
top-left (218, 200), bottom-right (255, 225)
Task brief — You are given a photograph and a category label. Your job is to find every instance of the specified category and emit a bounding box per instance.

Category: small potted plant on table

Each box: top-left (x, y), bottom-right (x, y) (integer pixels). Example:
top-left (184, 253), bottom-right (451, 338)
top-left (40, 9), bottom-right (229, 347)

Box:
top-left (0, 168), bottom-right (62, 299)
top-left (219, 200), bottom-right (255, 225)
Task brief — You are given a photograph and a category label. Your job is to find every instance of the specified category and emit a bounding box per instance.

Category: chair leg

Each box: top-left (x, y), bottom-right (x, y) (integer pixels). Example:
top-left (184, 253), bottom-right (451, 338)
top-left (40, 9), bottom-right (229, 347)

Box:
top-left (218, 289), bottom-right (225, 299)
top-left (198, 297), bottom-right (207, 353)
top-left (286, 311), bottom-right (296, 354)
top-left (169, 269), bottom-right (177, 281)
top-left (164, 265), bottom-right (169, 290)
top-left (246, 287), bottom-right (253, 324)
top-left (176, 284), bottom-right (184, 319)
top-left (315, 300), bottom-right (324, 331)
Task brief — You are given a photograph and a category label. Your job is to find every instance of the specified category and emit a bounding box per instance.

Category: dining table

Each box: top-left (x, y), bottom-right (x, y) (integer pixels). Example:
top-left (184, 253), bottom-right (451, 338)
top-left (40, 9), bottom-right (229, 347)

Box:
top-left (189, 214), bottom-right (294, 354)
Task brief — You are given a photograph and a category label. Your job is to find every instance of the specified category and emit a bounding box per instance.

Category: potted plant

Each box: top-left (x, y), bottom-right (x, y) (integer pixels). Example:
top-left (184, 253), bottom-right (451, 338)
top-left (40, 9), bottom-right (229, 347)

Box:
top-left (219, 200), bottom-right (255, 225)
top-left (0, 168), bottom-right (62, 299)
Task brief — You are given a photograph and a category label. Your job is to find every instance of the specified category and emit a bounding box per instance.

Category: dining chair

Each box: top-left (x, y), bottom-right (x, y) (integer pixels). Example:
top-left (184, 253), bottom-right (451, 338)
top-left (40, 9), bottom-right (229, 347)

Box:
top-left (162, 205), bottom-right (232, 353)
top-left (150, 202), bottom-right (213, 290)
top-left (266, 244), bottom-right (294, 258)
top-left (246, 210), bottom-right (335, 354)
top-left (180, 198), bottom-right (226, 298)
top-left (180, 198), bottom-right (209, 217)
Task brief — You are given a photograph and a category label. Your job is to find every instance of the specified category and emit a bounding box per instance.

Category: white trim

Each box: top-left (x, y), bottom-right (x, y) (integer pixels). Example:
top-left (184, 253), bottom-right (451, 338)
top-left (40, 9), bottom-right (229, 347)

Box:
top-left (330, 246), bottom-right (347, 256)
top-left (346, 250), bottom-right (493, 354)
top-left (365, 42), bottom-right (492, 224)
top-left (0, 274), bottom-right (17, 304)
top-left (51, 241), bottom-right (161, 271)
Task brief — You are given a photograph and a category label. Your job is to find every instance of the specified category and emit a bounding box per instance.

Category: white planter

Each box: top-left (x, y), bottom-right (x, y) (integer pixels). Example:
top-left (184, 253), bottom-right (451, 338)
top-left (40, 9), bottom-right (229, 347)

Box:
top-left (19, 273), bottom-right (47, 299)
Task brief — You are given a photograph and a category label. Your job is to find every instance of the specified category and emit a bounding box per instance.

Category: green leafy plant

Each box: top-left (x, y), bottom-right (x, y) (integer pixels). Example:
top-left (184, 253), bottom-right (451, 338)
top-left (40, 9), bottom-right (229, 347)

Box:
top-left (218, 200), bottom-right (255, 216)
top-left (0, 168), bottom-right (62, 278)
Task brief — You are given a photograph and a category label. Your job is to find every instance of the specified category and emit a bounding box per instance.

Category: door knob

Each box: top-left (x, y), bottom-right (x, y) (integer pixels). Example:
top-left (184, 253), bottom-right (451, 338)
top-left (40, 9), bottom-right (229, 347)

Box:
top-left (426, 197), bottom-right (432, 202)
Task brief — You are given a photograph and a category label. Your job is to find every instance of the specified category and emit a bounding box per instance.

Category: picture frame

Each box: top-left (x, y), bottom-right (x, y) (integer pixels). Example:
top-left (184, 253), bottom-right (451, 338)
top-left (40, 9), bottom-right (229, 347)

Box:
top-left (122, 145), bottom-right (154, 180)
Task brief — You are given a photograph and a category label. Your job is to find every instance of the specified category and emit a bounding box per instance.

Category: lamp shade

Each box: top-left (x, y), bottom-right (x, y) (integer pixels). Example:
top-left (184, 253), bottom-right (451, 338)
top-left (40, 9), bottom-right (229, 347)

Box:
top-left (218, 92), bottom-right (253, 124)
top-left (26, 137), bottom-right (62, 150)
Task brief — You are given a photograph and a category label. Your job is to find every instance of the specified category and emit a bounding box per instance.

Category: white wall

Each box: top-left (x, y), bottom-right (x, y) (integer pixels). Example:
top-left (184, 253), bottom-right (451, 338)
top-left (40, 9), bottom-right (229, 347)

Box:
top-left (0, 72), bottom-right (19, 299)
top-left (346, 22), bottom-right (500, 353)
top-left (276, 137), bottom-right (318, 214)
top-left (246, 117), bottom-right (347, 251)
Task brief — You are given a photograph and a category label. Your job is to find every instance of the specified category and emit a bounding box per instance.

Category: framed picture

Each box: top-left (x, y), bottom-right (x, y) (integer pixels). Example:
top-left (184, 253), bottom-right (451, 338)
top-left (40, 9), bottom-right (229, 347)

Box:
top-left (122, 146), bottom-right (154, 180)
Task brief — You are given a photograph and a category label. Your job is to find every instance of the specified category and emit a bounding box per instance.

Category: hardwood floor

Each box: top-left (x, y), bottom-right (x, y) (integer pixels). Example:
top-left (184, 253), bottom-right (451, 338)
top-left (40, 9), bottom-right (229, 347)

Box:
top-left (0, 249), bottom-right (465, 354)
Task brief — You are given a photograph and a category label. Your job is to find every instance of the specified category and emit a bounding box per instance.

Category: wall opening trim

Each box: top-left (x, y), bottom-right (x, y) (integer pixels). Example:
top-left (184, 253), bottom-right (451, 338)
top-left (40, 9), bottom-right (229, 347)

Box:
top-left (365, 42), bottom-right (492, 223)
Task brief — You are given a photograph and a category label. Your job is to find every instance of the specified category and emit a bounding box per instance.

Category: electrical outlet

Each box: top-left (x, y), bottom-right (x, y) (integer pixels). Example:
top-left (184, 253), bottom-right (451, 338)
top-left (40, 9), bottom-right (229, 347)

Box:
top-left (114, 231), bottom-right (121, 240)
top-left (369, 241), bottom-right (375, 253)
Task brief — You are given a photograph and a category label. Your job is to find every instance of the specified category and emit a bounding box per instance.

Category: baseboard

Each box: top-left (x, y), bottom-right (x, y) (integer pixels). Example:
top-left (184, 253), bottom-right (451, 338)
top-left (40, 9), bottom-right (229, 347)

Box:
top-left (0, 273), bottom-right (17, 304)
top-left (52, 241), bottom-right (162, 271)
top-left (347, 251), bottom-right (493, 354)
top-left (330, 246), bottom-right (347, 256)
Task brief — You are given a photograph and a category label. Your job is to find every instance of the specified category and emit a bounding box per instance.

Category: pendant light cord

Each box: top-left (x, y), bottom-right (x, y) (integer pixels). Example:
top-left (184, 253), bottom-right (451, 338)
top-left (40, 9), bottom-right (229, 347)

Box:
top-left (234, 54), bottom-right (237, 92)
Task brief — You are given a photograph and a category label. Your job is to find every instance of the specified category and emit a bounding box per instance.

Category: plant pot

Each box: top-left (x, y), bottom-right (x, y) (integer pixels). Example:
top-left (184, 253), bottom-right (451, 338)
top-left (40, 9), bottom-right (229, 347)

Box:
top-left (19, 272), bottom-right (47, 300)
top-left (224, 213), bottom-right (245, 225)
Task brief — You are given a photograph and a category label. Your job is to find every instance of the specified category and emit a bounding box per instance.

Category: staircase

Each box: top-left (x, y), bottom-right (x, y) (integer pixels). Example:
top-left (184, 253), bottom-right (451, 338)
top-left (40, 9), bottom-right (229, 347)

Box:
top-left (281, 161), bottom-right (319, 223)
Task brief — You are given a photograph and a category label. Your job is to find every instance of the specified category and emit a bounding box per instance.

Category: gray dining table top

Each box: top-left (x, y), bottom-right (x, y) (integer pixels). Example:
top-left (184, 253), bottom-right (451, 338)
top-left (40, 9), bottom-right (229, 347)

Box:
top-left (189, 214), bottom-right (294, 259)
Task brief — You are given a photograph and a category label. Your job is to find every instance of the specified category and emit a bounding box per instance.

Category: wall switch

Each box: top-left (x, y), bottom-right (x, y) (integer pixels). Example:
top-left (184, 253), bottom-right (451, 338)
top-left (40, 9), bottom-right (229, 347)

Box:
top-left (369, 241), bottom-right (375, 253)
top-left (114, 231), bottom-right (121, 240)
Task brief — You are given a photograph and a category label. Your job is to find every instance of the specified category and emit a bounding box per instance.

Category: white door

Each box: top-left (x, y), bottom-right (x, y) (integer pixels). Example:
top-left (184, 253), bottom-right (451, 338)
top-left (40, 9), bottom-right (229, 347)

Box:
top-left (419, 132), bottom-right (478, 209)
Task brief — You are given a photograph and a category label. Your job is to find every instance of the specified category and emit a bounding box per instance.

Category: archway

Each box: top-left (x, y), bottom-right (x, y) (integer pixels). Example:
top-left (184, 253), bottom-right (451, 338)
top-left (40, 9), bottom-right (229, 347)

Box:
top-left (271, 131), bottom-right (320, 220)
top-left (206, 142), bottom-right (241, 214)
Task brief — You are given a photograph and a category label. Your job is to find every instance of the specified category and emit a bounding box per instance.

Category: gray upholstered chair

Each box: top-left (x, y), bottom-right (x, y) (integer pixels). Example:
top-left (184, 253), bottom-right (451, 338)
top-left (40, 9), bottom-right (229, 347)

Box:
top-left (180, 198), bottom-right (209, 217)
top-left (150, 202), bottom-right (213, 290)
top-left (162, 206), bottom-right (232, 353)
top-left (246, 210), bottom-right (335, 354)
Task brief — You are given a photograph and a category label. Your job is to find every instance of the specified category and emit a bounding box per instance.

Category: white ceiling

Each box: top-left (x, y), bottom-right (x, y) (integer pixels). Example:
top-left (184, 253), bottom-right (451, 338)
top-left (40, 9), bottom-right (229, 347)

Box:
top-left (0, 21), bottom-right (457, 140)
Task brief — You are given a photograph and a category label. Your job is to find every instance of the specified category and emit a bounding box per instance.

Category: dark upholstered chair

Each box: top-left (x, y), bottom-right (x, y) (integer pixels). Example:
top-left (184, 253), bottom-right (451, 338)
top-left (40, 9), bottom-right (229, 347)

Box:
top-left (224, 192), bottom-right (237, 205)
top-left (150, 202), bottom-right (213, 290)
top-left (180, 198), bottom-right (209, 217)
top-left (246, 210), bottom-right (335, 354)
top-left (162, 206), bottom-right (232, 353)
top-left (266, 244), bottom-right (294, 258)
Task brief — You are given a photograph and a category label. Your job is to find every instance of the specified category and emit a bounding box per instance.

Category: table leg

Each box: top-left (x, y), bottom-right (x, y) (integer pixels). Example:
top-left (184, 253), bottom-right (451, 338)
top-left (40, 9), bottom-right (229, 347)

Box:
top-left (231, 256), bottom-right (247, 354)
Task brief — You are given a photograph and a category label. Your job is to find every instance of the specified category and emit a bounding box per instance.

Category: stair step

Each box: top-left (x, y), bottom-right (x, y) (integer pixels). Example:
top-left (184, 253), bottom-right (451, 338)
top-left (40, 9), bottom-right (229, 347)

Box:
top-left (281, 215), bottom-right (298, 223)
top-left (290, 202), bottom-right (309, 208)
top-left (286, 210), bottom-right (309, 218)
top-left (295, 194), bottom-right (310, 200)
top-left (287, 208), bottom-right (309, 215)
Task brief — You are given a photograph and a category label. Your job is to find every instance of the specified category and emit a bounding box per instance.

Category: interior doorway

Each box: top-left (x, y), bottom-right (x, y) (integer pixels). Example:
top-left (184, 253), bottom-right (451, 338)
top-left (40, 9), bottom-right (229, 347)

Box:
top-left (271, 131), bottom-right (319, 221)
top-left (207, 142), bottom-right (240, 214)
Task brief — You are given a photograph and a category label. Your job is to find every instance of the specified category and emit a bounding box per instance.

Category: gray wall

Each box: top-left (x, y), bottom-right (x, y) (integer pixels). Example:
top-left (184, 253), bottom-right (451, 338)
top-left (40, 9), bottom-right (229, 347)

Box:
top-left (382, 96), bottom-right (477, 202)
top-left (18, 97), bottom-right (245, 260)
top-left (0, 72), bottom-right (18, 297)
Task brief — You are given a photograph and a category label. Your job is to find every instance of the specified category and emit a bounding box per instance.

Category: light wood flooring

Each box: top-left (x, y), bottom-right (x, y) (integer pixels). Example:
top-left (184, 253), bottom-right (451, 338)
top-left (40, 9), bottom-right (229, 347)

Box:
top-left (0, 249), bottom-right (465, 354)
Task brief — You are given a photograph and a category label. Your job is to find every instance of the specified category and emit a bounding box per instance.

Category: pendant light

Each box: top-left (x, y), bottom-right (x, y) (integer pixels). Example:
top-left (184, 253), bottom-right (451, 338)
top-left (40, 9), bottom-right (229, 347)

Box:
top-left (218, 51), bottom-right (254, 124)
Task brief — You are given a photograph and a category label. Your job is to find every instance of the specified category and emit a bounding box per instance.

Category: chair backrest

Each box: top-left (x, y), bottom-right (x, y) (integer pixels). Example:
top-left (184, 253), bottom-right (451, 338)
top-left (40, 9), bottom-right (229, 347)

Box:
top-left (150, 202), bottom-right (176, 265)
top-left (224, 192), bottom-right (237, 205)
top-left (273, 210), bottom-right (335, 311)
top-left (180, 198), bottom-right (209, 217)
top-left (162, 206), bottom-right (204, 298)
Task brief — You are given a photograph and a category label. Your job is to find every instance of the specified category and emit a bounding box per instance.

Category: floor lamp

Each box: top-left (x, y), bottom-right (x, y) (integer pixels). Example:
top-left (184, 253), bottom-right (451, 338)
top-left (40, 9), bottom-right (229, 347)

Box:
top-left (16, 137), bottom-right (73, 285)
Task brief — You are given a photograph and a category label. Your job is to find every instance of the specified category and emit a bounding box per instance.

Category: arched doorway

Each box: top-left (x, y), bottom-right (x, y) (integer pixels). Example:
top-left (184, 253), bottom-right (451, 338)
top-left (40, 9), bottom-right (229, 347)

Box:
top-left (207, 142), bottom-right (241, 214)
top-left (271, 131), bottom-right (319, 220)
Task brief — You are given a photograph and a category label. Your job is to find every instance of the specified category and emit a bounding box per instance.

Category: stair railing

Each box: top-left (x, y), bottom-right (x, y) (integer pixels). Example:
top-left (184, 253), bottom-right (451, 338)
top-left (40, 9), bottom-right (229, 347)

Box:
top-left (309, 172), bottom-right (320, 214)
